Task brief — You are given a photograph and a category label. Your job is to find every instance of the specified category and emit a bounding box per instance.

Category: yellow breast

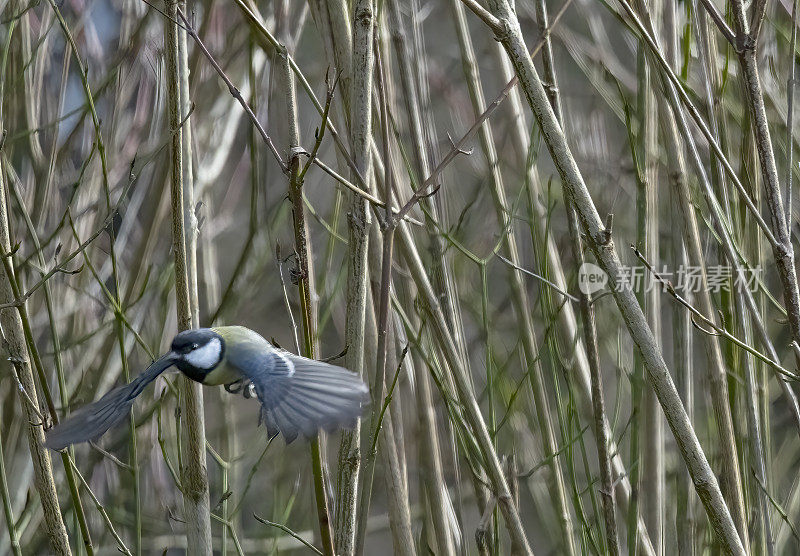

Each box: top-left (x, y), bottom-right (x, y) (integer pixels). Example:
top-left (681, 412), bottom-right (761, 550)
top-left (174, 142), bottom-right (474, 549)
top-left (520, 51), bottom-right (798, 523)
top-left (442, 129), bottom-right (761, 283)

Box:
top-left (202, 360), bottom-right (242, 386)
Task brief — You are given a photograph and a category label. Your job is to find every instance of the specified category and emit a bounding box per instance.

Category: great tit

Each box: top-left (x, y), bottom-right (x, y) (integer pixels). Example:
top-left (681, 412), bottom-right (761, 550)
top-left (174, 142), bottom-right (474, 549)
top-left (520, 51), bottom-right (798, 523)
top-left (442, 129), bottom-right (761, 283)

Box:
top-left (45, 326), bottom-right (369, 450)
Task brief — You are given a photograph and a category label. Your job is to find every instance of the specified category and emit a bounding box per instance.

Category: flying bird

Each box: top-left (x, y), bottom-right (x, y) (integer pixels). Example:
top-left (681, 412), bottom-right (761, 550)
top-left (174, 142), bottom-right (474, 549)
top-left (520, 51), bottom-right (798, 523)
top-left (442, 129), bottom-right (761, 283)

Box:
top-left (45, 326), bottom-right (368, 450)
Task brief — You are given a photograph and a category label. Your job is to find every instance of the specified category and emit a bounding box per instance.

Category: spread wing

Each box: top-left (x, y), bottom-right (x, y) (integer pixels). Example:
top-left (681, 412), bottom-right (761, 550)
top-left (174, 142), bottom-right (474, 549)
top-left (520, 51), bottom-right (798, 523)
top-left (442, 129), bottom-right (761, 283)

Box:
top-left (45, 354), bottom-right (177, 450)
top-left (226, 340), bottom-right (369, 442)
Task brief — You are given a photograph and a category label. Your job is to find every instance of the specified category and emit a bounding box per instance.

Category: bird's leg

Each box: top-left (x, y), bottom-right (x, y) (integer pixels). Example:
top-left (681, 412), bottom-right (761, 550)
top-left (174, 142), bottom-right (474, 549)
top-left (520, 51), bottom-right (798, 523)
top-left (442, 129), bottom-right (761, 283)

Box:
top-left (224, 380), bottom-right (244, 394)
top-left (243, 382), bottom-right (256, 399)
top-left (224, 379), bottom-right (256, 400)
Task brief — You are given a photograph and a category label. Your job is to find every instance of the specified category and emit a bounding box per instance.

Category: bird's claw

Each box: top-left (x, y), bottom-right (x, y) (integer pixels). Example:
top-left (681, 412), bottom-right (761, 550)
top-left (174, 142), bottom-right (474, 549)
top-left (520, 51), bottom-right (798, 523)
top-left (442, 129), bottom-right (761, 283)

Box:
top-left (243, 382), bottom-right (256, 399)
top-left (224, 380), bottom-right (244, 394)
top-left (224, 380), bottom-right (256, 400)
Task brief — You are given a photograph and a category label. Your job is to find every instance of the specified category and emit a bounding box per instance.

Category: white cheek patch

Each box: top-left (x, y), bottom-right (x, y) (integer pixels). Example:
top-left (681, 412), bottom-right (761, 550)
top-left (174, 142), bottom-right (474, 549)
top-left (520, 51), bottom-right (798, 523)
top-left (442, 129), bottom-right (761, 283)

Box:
top-left (185, 338), bottom-right (222, 369)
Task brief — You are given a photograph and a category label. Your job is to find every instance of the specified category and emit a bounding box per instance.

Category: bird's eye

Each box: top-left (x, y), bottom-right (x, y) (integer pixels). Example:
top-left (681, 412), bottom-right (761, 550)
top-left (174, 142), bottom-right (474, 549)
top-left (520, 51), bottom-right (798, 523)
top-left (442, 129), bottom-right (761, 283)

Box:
top-left (191, 343), bottom-right (199, 350)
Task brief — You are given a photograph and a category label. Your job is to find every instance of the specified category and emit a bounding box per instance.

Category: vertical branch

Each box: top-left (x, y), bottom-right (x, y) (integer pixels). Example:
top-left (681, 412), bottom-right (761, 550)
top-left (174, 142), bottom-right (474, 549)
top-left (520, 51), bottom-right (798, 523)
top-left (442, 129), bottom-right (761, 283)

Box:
top-left (635, 3), bottom-right (664, 549)
top-left (787, 0), bottom-right (797, 231)
top-left (528, 0), bottom-right (622, 547)
top-left (164, 3), bottom-right (213, 553)
top-left (725, 6), bottom-right (775, 553)
top-left (354, 33), bottom-right (415, 556)
top-left (279, 46), bottom-right (335, 556)
top-left (733, 286), bottom-right (774, 554)
top-left (0, 162), bottom-right (71, 556)
top-left (665, 4), bottom-right (694, 554)
top-left (730, 0), bottom-right (800, 350)
top-left (494, 24), bottom-right (650, 556)
top-left (673, 241), bottom-right (695, 556)
top-left (476, 0), bottom-right (746, 552)
top-left (449, 0), bottom-right (576, 552)
top-left (0, 410), bottom-right (21, 556)
top-left (640, 4), bottom-right (752, 547)
top-left (5, 167), bottom-right (94, 556)
top-left (386, 1), bottom-right (479, 542)
top-left (353, 37), bottom-right (394, 542)
top-left (336, 1), bottom-right (375, 553)
top-left (572, 198), bottom-right (621, 556)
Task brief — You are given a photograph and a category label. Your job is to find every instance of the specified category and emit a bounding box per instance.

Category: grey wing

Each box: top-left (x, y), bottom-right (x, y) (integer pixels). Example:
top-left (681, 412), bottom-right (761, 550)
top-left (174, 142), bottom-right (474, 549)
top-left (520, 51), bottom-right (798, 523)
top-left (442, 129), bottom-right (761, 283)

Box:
top-left (45, 354), bottom-right (175, 450)
top-left (45, 383), bottom-right (138, 450)
top-left (229, 347), bottom-right (369, 443)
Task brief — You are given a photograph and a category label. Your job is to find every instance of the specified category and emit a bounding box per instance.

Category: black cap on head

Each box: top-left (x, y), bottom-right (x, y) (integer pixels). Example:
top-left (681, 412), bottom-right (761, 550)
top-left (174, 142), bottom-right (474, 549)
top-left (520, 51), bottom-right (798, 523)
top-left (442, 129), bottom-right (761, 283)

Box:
top-left (171, 328), bottom-right (221, 354)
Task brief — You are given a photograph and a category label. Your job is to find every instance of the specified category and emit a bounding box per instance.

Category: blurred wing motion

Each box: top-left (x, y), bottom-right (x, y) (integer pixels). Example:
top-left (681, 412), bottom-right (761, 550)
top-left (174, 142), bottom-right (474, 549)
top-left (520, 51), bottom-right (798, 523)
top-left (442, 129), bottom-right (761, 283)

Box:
top-left (230, 344), bottom-right (369, 442)
top-left (45, 354), bottom-right (176, 451)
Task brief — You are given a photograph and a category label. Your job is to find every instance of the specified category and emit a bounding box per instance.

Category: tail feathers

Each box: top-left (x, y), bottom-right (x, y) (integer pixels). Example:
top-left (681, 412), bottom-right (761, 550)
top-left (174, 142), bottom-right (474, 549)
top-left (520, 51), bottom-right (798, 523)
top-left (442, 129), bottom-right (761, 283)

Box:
top-left (260, 356), bottom-right (369, 443)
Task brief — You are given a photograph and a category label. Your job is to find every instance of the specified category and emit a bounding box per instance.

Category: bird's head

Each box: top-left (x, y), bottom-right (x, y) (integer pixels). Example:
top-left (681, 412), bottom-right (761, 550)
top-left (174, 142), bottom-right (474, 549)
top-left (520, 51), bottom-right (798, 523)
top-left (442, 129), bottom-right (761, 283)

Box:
top-left (170, 328), bottom-right (225, 382)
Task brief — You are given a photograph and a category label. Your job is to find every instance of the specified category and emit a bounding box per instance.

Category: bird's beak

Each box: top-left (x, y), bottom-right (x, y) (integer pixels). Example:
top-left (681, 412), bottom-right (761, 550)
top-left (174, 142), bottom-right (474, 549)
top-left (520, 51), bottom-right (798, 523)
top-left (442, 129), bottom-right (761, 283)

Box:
top-left (138, 351), bottom-right (180, 378)
top-left (154, 351), bottom-right (180, 369)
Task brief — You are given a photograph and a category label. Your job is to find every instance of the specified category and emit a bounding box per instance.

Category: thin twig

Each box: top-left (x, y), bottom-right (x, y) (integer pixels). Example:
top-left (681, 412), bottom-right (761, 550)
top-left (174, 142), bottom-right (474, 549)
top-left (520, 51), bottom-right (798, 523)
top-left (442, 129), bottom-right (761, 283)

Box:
top-left (354, 34), bottom-right (414, 554)
top-left (166, 1), bottom-right (213, 551)
top-left (484, 0), bottom-right (746, 550)
top-left (299, 70), bottom-right (339, 181)
top-left (393, 79), bottom-right (512, 222)
top-left (632, 245), bottom-right (800, 382)
top-left (67, 457), bottom-right (133, 556)
top-left (396, 0), bottom-right (575, 224)
top-left (697, 0), bottom-right (737, 47)
top-left (279, 43), bottom-right (335, 556)
top-left (787, 0), bottom-right (798, 234)
top-left (460, 0), bottom-right (503, 33)
top-left (176, 9), bottom-right (287, 173)
top-left (496, 254), bottom-right (579, 302)
top-left (253, 514), bottom-right (323, 556)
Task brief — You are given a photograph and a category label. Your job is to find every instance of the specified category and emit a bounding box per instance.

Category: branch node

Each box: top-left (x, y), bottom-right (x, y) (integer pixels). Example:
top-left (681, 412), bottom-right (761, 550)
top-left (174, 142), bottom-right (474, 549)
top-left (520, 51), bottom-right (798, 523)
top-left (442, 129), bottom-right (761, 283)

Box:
top-left (735, 32), bottom-right (756, 54)
top-left (598, 213), bottom-right (613, 244)
top-left (447, 132), bottom-right (473, 156)
top-left (492, 18), bottom-right (513, 43)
